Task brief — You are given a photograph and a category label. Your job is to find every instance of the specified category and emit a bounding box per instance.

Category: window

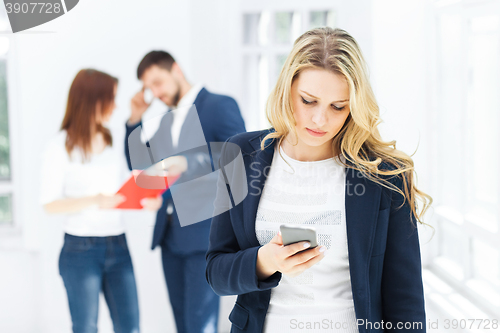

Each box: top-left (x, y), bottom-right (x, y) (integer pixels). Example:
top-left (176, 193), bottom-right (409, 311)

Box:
top-left (0, 6), bottom-right (13, 227)
top-left (241, 9), bottom-right (336, 131)
top-left (430, 0), bottom-right (500, 317)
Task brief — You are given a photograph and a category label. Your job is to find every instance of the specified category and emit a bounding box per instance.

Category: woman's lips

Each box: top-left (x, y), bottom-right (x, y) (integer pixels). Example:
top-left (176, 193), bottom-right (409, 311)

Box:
top-left (306, 128), bottom-right (327, 137)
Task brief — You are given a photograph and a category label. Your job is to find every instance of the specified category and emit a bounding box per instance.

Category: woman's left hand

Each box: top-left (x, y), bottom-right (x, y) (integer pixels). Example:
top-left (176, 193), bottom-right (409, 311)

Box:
top-left (140, 196), bottom-right (163, 211)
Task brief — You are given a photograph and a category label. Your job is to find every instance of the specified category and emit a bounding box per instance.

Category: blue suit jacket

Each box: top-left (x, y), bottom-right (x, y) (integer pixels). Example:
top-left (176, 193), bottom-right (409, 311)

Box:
top-left (125, 87), bottom-right (246, 254)
top-left (205, 128), bottom-right (426, 333)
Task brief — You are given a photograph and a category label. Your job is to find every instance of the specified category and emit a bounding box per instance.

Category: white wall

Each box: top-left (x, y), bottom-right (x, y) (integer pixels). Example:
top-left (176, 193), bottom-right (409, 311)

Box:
top-left (2, 0), bottom-right (190, 332)
top-left (188, 0), bottom-right (374, 132)
top-left (370, 0), bottom-right (436, 266)
top-left (0, 0), bottom-right (433, 332)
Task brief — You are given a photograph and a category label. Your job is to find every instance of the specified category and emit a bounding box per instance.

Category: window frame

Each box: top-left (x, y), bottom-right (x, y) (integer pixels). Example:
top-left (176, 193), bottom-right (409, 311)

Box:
top-left (240, 3), bottom-right (337, 131)
top-left (429, 0), bottom-right (500, 318)
top-left (0, 17), bottom-right (21, 236)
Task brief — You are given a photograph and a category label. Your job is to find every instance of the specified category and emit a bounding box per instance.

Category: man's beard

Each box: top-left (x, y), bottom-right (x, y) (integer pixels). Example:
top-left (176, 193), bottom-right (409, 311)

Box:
top-left (170, 79), bottom-right (181, 108)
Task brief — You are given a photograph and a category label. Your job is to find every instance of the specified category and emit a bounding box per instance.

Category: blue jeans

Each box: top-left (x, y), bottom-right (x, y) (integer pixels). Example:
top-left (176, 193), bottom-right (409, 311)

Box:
top-left (161, 239), bottom-right (219, 333)
top-left (59, 233), bottom-right (140, 333)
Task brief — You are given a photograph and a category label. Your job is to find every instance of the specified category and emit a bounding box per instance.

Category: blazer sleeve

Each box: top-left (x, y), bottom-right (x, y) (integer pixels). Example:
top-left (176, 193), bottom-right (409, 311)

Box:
top-left (205, 137), bottom-right (281, 296)
top-left (212, 96), bottom-right (246, 143)
top-left (381, 173), bottom-right (426, 332)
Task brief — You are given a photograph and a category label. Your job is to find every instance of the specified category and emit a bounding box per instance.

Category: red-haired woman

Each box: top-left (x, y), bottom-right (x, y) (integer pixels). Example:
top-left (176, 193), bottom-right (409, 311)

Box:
top-left (40, 69), bottom-right (160, 333)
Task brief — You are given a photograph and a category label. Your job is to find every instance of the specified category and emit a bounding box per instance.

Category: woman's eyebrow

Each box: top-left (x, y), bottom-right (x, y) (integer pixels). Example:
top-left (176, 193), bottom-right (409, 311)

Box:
top-left (299, 90), bottom-right (349, 103)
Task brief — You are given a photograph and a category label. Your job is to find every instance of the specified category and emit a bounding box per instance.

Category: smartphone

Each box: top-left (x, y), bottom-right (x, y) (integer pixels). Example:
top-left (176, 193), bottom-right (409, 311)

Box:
top-left (143, 87), bottom-right (154, 104)
top-left (280, 225), bottom-right (318, 248)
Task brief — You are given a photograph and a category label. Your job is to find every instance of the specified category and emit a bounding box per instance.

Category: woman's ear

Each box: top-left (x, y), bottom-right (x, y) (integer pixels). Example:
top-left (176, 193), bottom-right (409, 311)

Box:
top-left (171, 62), bottom-right (184, 81)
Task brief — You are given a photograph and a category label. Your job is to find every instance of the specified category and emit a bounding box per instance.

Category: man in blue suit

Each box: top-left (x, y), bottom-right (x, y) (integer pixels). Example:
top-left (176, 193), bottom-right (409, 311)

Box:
top-left (124, 50), bottom-right (246, 333)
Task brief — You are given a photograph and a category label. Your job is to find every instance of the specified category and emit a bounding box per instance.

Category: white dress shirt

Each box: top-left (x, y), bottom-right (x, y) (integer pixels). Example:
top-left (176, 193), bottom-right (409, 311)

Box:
top-left (166, 83), bottom-right (203, 214)
top-left (170, 83), bottom-right (203, 148)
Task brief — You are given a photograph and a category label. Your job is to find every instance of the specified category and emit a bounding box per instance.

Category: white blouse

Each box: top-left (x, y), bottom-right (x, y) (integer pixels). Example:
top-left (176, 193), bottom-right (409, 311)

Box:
top-left (40, 130), bottom-right (127, 236)
top-left (255, 144), bottom-right (359, 333)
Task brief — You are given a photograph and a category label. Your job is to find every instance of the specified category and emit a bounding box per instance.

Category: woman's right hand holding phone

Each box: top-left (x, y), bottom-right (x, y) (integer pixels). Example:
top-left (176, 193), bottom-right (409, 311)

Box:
top-left (256, 232), bottom-right (326, 280)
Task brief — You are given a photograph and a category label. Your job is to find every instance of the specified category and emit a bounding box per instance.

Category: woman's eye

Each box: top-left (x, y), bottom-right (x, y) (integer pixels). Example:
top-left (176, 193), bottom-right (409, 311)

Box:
top-left (300, 96), bottom-right (345, 111)
top-left (301, 96), bottom-right (313, 105)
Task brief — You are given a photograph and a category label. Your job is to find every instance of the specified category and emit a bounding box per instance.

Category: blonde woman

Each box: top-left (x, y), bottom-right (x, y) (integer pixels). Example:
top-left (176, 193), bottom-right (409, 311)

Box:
top-left (206, 27), bottom-right (432, 333)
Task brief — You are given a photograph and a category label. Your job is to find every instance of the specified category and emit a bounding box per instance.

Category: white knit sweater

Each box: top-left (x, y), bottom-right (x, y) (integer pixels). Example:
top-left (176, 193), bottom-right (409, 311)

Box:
top-left (255, 144), bottom-right (360, 333)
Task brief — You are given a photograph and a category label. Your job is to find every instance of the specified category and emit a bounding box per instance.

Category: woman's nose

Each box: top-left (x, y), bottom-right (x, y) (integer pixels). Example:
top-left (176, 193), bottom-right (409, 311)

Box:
top-left (311, 106), bottom-right (328, 126)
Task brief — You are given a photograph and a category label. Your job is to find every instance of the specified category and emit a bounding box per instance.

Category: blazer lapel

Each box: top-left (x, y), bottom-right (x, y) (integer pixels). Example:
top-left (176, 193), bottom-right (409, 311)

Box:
top-left (344, 160), bottom-right (382, 325)
top-left (243, 129), bottom-right (381, 324)
top-left (243, 130), bottom-right (276, 248)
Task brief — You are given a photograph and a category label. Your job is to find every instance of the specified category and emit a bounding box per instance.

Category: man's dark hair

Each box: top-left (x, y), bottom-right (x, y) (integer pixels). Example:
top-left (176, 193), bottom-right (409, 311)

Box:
top-left (137, 51), bottom-right (176, 80)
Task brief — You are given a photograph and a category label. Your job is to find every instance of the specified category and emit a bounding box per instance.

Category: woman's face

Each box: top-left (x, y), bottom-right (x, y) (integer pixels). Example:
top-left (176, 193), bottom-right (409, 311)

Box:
top-left (98, 84), bottom-right (117, 125)
top-left (290, 68), bottom-right (350, 152)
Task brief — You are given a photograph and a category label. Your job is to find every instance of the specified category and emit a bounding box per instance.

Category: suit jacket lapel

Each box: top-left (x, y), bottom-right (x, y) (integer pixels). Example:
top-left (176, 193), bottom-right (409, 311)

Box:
top-left (173, 88), bottom-right (209, 158)
top-left (344, 160), bottom-right (382, 324)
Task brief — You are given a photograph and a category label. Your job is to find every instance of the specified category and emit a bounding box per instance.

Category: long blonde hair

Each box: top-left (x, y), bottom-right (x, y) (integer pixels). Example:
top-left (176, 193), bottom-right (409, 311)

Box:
top-left (261, 27), bottom-right (433, 235)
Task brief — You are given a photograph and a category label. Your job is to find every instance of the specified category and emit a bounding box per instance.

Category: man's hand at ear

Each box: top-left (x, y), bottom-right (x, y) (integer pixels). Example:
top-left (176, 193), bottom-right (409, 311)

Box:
top-left (129, 86), bottom-right (151, 125)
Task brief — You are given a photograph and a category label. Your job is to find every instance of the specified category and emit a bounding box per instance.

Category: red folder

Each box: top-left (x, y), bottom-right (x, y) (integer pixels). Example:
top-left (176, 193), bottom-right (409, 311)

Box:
top-left (115, 170), bottom-right (180, 209)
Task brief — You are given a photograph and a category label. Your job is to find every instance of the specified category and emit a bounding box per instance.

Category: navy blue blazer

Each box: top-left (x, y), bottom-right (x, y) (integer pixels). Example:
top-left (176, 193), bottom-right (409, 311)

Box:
top-left (125, 87), bottom-right (246, 254)
top-left (205, 128), bottom-right (426, 333)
